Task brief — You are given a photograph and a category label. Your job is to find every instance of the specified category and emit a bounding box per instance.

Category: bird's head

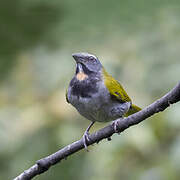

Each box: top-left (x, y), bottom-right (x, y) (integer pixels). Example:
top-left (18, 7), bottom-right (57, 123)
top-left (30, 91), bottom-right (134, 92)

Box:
top-left (72, 52), bottom-right (102, 81)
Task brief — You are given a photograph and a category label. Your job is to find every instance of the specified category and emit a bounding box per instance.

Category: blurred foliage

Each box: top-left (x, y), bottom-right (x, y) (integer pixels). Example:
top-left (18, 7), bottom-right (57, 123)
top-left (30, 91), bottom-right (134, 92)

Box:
top-left (0, 0), bottom-right (63, 80)
top-left (0, 0), bottom-right (180, 180)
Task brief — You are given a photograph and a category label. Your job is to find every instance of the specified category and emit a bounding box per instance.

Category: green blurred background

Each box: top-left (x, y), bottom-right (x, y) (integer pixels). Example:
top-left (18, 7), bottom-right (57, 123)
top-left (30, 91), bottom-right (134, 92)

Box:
top-left (1, 0), bottom-right (180, 179)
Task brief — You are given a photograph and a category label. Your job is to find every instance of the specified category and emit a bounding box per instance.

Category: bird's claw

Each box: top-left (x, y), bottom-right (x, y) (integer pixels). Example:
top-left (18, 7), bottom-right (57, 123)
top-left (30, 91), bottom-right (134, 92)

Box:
top-left (112, 120), bottom-right (120, 134)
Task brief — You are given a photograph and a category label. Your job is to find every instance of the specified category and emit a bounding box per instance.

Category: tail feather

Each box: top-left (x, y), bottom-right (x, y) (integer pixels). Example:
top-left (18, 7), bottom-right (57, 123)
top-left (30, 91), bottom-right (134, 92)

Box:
top-left (125, 104), bottom-right (141, 117)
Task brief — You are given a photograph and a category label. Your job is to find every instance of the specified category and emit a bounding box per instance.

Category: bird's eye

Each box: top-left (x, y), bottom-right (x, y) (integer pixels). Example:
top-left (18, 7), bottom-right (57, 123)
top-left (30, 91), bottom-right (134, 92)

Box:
top-left (89, 56), bottom-right (96, 62)
top-left (89, 56), bottom-right (94, 60)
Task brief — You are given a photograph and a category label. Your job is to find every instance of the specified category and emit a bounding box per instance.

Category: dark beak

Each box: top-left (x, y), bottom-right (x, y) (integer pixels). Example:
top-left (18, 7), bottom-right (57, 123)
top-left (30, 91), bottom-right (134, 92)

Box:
top-left (72, 53), bottom-right (80, 60)
top-left (72, 52), bottom-right (87, 63)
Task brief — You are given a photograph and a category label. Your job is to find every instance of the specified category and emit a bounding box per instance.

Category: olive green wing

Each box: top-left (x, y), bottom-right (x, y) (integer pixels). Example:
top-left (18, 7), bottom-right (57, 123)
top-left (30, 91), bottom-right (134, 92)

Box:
top-left (102, 68), bottom-right (131, 103)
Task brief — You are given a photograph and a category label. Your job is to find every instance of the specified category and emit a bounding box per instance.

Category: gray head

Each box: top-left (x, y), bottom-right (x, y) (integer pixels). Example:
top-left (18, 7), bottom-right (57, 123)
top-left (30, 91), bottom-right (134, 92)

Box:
top-left (72, 52), bottom-right (102, 74)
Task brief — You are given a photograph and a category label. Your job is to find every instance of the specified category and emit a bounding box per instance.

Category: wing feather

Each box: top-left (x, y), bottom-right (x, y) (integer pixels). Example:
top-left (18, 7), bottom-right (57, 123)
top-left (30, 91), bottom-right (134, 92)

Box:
top-left (102, 68), bottom-right (131, 103)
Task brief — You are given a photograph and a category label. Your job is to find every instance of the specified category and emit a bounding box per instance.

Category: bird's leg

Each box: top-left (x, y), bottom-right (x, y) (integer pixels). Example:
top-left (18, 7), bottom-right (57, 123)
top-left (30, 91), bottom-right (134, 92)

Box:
top-left (83, 121), bottom-right (95, 150)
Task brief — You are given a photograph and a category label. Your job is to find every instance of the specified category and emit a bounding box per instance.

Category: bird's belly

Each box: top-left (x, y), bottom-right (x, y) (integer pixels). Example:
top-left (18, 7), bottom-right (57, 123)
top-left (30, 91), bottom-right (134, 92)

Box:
top-left (71, 94), bottom-right (130, 123)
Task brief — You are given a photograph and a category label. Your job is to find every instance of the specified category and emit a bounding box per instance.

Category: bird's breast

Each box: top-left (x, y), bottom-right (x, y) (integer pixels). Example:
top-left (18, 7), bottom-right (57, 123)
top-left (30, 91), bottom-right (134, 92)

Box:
top-left (70, 75), bottom-right (99, 98)
top-left (68, 79), bottom-right (112, 121)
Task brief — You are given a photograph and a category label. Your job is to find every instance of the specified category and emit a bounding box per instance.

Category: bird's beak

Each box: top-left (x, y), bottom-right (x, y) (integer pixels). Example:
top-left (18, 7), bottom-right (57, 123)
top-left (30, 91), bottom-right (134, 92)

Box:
top-left (72, 53), bottom-right (86, 63)
top-left (72, 53), bottom-right (85, 73)
top-left (72, 53), bottom-right (80, 61)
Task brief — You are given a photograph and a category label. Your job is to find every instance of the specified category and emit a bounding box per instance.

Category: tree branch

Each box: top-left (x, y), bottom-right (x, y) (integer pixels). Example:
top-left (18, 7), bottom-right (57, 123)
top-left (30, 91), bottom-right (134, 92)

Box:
top-left (14, 81), bottom-right (180, 180)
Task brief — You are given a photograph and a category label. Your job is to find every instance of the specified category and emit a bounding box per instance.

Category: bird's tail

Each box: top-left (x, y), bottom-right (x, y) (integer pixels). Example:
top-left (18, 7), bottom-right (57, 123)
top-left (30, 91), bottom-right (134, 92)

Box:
top-left (125, 104), bottom-right (141, 117)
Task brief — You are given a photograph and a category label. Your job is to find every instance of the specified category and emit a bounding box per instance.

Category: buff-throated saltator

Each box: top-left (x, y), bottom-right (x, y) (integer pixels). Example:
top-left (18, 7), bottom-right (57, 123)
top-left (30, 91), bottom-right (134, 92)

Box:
top-left (66, 52), bottom-right (141, 149)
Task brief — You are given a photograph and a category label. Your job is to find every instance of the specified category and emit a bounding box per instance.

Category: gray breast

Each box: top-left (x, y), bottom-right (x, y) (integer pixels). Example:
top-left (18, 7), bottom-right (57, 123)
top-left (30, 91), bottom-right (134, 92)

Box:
top-left (68, 80), bottom-right (130, 122)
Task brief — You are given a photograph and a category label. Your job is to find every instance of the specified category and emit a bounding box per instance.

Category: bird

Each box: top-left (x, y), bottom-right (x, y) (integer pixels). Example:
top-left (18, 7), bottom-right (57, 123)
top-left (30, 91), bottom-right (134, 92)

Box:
top-left (66, 52), bottom-right (141, 149)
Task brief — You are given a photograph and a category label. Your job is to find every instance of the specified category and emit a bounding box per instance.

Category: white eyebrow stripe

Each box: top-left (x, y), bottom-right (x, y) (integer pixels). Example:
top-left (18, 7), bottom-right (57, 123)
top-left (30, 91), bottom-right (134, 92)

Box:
top-left (80, 52), bottom-right (97, 59)
top-left (90, 55), bottom-right (96, 58)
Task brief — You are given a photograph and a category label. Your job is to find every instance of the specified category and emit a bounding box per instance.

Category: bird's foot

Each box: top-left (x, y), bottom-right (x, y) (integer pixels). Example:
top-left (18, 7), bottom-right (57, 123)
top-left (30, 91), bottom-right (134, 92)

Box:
top-left (82, 130), bottom-right (91, 151)
top-left (112, 120), bottom-right (119, 133)
top-left (112, 118), bottom-right (122, 134)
